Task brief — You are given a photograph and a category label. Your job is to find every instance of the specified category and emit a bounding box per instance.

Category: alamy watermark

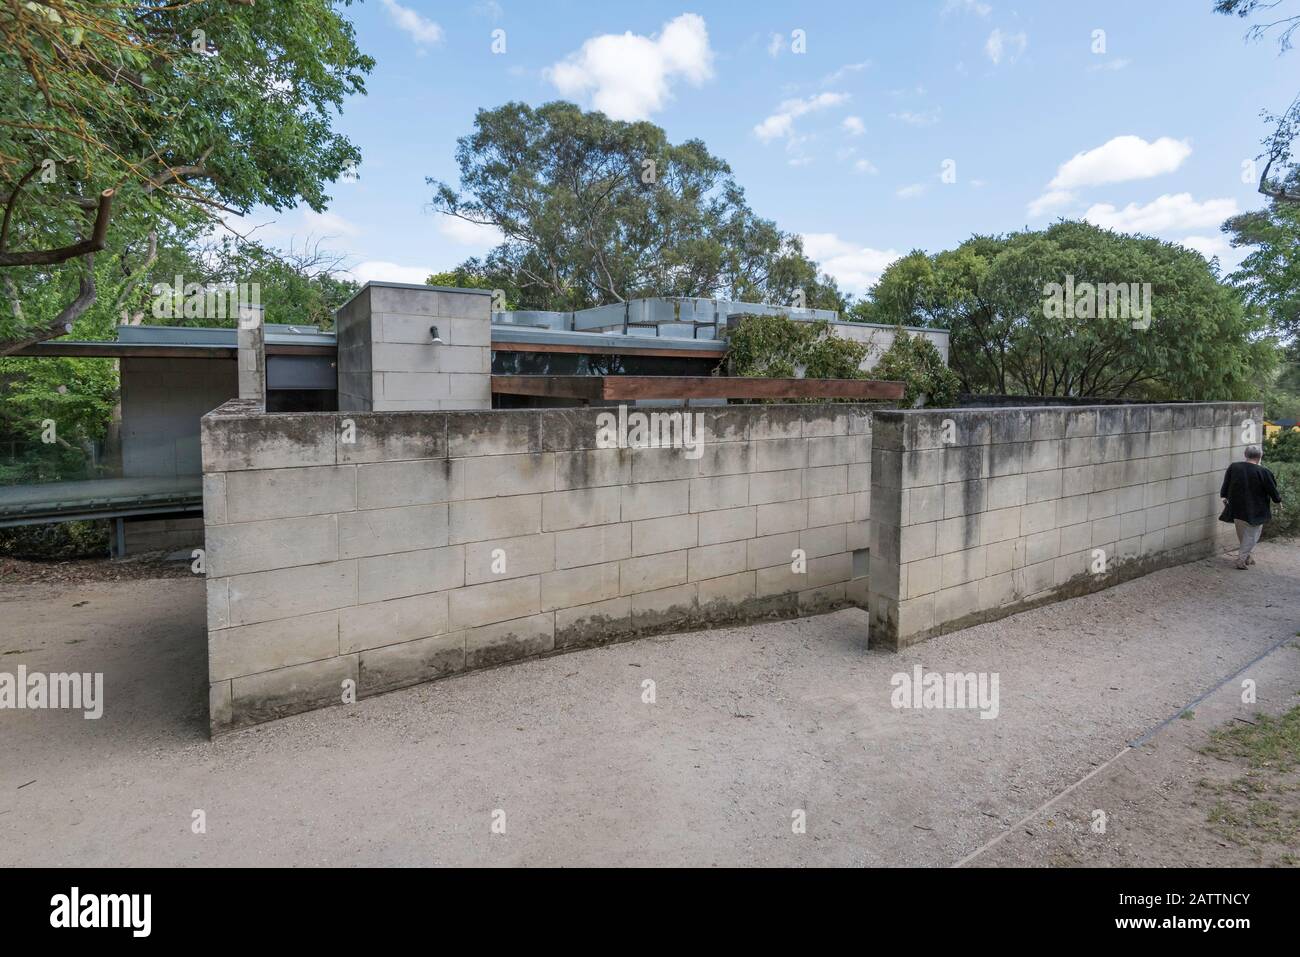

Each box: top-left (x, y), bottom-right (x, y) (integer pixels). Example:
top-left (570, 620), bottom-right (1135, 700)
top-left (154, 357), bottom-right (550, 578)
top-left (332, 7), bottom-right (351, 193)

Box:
top-left (50, 887), bottom-right (150, 937)
top-left (1042, 275), bottom-right (1152, 330)
top-left (595, 405), bottom-right (706, 459)
top-left (890, 665), bottom-right (999, 719)
top-left (151, 275), bottom-right (261, 324)
top-left (0, 667), bottom-right (103, 719)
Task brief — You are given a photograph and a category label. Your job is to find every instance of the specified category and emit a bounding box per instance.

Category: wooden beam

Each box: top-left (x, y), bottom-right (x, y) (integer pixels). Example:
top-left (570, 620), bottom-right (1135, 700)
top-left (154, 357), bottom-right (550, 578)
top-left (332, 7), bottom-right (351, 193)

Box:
top-left (602, 376), bottom-right (904, 400)
top-left (491, 375), bottom-right (904, 400)
top-left (490, 375), bottom-right (605, 399)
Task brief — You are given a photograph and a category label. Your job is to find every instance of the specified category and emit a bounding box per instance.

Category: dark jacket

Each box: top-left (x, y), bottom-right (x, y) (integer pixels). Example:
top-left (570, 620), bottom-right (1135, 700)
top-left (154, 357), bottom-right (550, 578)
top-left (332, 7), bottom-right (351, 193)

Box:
top-left (1220, 460), bottom-right (1281, 526)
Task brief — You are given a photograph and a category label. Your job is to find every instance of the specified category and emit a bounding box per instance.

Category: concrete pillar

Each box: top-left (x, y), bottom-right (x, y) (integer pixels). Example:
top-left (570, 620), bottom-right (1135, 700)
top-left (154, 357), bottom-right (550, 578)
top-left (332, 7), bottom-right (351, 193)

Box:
top-left (236, 311), bottom-right (266, 406)
top-left (333, 282), bottom-right (493, 412)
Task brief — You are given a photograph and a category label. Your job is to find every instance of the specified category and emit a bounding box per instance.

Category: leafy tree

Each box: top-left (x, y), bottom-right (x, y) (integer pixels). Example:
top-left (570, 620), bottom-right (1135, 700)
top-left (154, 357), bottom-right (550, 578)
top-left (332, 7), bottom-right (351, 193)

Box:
top-left (428, 101), bottom-right (845, 312)
top-left (1215, 0), bottom-right (1300, 203)
top-left (0, 0), bottom-right (373, 353)
top-left (0, 353), bottom-right (117, 483)
top-left (425, 268), bottom-right (517, 310)
top-left (191, 236), bottom-right (359, 329)
top-left (871, 327), bottom-right (961, 408)
top-left (865, 220), bottom-right (1274, 400)
top-left (1224, 201), bottom-right (1300, 335)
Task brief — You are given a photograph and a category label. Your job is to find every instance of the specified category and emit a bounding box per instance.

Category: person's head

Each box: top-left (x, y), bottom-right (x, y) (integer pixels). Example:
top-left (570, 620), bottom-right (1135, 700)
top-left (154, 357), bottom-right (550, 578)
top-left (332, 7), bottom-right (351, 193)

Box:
top-left (1245, 444), bottom-right (1263, 463)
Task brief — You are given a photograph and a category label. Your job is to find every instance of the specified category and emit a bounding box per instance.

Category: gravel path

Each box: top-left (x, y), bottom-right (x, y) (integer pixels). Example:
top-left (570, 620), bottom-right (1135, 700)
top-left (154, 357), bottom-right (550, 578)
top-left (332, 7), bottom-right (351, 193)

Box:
top-left (2, 540), bottom-right (1297, 866)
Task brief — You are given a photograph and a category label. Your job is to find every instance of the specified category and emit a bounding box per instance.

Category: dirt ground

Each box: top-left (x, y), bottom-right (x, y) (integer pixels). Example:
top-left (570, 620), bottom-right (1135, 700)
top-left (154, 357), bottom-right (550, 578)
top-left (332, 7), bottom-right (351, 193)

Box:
top-left (1, 540), bottom-right (1297, 867)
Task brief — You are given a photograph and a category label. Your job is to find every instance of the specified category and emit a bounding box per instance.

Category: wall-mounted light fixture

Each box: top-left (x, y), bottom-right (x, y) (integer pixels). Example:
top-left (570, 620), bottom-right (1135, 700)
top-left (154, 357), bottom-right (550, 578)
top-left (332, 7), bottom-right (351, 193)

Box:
top-left (429, 325), bottom-right (443, 344)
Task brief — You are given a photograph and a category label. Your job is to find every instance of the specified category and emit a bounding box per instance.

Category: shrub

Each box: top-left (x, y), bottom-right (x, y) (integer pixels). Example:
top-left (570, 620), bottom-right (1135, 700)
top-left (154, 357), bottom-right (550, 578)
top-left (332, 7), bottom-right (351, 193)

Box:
top-left (723, 314), bottom-right (868, 393)
top-left (1265, 461), bottom-right (1300, 539)
top-left (0, 520), bottom-right (110, 560)
top-left (871, 326), bottom-right (961, 408)
top-left (1262, 428), bottom-right (1300, 465)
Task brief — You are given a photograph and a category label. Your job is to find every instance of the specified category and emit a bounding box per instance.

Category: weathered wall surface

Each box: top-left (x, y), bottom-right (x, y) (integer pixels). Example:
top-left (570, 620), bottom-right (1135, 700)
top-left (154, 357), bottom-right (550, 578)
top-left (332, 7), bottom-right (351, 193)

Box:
top-left (867, 402), bottom-right (1259, 649)
top-left (121, 356), bottom-right (237, 477)
top-left (829, 322), bottom-right (950, 370)
top-left (201, 401), bottom-right (874, 733)
top-left (335, 282), bottom-right (493, 412)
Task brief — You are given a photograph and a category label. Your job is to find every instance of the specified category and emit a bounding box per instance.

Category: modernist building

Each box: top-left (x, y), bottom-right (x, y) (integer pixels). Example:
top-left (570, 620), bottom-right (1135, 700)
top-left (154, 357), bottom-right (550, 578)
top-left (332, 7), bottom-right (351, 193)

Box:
top-left (2, 284), bottom-right (948, 554)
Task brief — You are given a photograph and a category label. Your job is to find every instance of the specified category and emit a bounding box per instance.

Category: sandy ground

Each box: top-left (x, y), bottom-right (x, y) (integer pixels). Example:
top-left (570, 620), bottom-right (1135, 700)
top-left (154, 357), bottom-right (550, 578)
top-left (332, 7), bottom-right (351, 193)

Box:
top-left (1, 540), bottom-right (1298, 867)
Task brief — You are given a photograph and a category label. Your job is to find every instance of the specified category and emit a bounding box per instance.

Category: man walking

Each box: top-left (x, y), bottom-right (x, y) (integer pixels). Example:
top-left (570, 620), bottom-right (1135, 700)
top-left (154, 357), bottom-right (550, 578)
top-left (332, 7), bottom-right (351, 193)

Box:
top-left (1220, 444), bottom-right (1282, 570)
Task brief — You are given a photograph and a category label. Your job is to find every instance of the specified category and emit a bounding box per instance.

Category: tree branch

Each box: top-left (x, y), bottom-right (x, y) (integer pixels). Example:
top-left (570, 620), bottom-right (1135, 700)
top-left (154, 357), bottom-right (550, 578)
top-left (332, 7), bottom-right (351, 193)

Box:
top-left (0, 189), bottom-right (114, 266)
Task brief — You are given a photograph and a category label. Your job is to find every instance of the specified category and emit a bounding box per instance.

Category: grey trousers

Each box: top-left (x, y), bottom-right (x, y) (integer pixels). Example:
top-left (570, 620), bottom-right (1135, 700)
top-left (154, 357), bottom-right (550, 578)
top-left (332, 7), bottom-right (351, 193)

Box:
top-left (1235, 519), bottom-right (1263, 561)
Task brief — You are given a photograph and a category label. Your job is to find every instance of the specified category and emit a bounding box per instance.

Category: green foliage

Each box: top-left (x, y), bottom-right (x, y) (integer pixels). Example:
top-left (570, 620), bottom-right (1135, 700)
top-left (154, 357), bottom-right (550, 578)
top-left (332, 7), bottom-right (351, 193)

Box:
top-left (1264, 427), bottom-right (1300, 464)
top-left (1266, 461), bottom-right (1300, 538)
top-left (0, 355), bottom-right (118, 483)
top-left (193, 236), bottom-right (359, 330)
top-left (724, 314), bottom-right (867, 383)
top-left (0, 520), bottom-right (109, 560)
top-left (1, 0), bottom-right (373, 348)
top-left (1224, 203), bottom-right (1300, 338)
top-left (872, 327), bottom-right (962, 408)
top-left (866, 220), bottom-right (1275, 401)
top-left (425, 269), bottom-right (515, 310)
top-left (0, 356), bottom-right (116, 440)
top-left (428, 101), bottom-right (846, 312)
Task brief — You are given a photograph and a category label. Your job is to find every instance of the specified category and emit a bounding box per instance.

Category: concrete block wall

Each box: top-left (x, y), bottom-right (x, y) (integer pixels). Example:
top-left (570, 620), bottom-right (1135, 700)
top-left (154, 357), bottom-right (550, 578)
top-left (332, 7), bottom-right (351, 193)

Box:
top-left (867, 402), bottom-right (1260, 649)
top-left (334, 282), bottom-right (493, 412)
top-left (236, 318), bottom-right (265, 403)
top-left (201, 401), bottom-right (874, 733)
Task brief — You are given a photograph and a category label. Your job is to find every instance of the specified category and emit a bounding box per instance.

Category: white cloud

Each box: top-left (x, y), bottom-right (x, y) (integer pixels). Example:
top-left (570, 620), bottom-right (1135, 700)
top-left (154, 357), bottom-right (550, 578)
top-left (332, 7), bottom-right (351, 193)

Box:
top-left (349, 261), bottom-right (436, 285)
top-left (854, 158), bottom-right (879, 175)
top-left (1180, 235), bottom-right (1232, 261)
top-left (985, 28), bottom-right (1027, 65)
top-left (1048, 135), bottom-right (1191, 189)
top-left (380, 0), bottom-right (444, 47)
top-left (546, 14), bottom-right (714, 121)
top-left (437, 215), bottom-right (504, 249)
top-left (767, 32), bottom-right (783, 57)
top-left (754, 92), bottom-right (850, 142)
top-left (944, 0), bottom-right (992, 16)
top-left (301, 210), bottom-right (360, 238)
top-left (821, 61), bottom-right (870, 85)
top-left (800, 233), bottom-right (901, 294)
top-left (889, 108), bottom-right (941, 127)
top-left (1027, 189), bottom-right (1075, 217)
top-left (1084, 193), bottom-right (1238, 234)
top-left (842, 115), bottom-right (865, 136)
top-left (897, 183), bottom-right (927, 199)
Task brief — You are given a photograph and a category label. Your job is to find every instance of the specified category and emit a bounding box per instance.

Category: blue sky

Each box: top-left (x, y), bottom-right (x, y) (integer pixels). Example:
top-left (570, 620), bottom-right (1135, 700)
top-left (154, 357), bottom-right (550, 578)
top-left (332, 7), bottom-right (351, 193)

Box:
top-left (236, 0), bottom-right (1300, 299)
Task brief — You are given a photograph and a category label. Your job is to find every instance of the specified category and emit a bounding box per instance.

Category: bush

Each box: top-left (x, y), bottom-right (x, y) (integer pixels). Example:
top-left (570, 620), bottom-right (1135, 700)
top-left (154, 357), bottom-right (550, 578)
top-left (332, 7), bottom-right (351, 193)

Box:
top-left (723, 314), bottom-right (868, 398)
top-left (0, 521), bottom-right (110, 560)
top-left (1262, 428), bottom-right (1300, 465)
top-left (872, 326), bottom-right (961, 408)
top-left (1265, 462), bottom-right (1300, 539)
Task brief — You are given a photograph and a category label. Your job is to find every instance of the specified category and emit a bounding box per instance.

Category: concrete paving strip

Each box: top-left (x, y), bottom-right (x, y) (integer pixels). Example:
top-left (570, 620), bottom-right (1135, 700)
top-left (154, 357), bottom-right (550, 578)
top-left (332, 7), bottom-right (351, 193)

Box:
top-left (1, 540), bottom-right (1298, 866)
